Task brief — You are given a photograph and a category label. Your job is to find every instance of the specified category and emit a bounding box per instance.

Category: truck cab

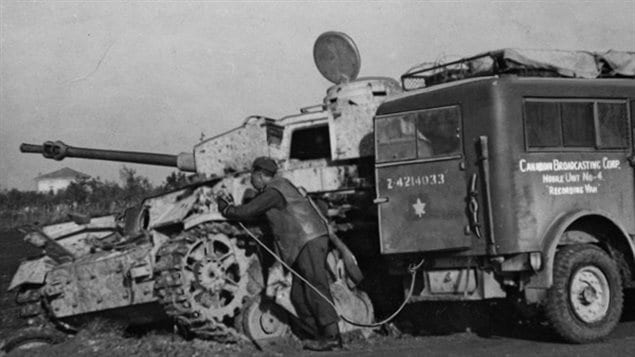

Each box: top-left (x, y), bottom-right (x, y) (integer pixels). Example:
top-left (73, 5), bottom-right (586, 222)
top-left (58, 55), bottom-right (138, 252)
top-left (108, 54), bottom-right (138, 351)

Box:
top-left (374, 49), bottom-right (635, 343)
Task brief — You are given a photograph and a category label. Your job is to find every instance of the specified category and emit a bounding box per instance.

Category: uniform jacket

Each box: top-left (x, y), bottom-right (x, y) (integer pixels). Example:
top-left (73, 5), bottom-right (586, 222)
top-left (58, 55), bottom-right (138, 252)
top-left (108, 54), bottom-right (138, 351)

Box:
top-left (264, 177), bottom-right (329, 264)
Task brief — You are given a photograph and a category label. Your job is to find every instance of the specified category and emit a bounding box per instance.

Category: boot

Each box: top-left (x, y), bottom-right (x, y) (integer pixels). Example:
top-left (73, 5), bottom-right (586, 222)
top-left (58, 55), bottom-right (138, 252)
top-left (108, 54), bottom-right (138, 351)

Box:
top-left (302, 337), bottom-right (342, 352)
top-left (303, 322), bottom-right (342, 351)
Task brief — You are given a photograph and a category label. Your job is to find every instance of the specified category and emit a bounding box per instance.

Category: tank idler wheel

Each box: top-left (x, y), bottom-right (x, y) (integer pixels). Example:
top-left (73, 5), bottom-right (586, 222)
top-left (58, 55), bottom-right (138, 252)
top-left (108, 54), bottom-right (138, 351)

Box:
top-left (236, 296), bottom-right (290, 342)
top-left (545, 244), bottom-right (623, 343)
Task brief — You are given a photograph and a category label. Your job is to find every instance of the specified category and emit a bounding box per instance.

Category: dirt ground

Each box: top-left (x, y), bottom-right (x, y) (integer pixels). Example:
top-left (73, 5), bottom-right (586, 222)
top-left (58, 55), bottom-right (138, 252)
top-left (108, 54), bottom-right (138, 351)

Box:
top-left (2, 229), bottom-right (635, 356)
top-left (3, 315), bottom-right (635, 357)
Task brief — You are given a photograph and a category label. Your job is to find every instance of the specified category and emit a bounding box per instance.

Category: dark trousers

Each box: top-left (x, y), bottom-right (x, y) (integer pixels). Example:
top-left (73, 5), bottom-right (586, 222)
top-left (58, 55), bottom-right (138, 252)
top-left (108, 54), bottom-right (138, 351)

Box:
top-left (290, 235), bottom-right (339, 339)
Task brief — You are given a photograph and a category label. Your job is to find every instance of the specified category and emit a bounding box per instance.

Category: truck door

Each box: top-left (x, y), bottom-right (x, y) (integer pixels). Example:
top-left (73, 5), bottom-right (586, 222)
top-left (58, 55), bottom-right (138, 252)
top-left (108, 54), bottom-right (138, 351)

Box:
top-left (374, 106), bottom-right (471, 254)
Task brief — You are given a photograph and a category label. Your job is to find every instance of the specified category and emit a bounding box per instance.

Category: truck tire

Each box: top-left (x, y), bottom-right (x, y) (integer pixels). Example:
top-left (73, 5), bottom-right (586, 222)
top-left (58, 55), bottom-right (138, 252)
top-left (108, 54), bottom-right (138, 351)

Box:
top-left (545, 244), bottom-right (623, 343)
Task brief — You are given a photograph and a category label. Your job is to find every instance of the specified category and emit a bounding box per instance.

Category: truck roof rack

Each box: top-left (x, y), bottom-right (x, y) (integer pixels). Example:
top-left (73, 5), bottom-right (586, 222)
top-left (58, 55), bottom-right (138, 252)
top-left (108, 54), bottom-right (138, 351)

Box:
top-left (401, 49), bottom-right (635, 91)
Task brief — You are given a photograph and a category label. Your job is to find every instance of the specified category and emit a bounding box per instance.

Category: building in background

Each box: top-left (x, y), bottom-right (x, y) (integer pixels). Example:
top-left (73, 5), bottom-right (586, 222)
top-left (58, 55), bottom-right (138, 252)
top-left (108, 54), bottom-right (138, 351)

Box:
top-left (35, 167), bottom-right (90, 193)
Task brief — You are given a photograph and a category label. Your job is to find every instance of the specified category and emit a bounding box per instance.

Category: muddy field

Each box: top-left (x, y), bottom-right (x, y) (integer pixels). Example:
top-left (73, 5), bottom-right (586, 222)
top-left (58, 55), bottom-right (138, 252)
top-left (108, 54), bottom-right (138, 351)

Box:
top-left (2, 229), bottom-right (635, 356)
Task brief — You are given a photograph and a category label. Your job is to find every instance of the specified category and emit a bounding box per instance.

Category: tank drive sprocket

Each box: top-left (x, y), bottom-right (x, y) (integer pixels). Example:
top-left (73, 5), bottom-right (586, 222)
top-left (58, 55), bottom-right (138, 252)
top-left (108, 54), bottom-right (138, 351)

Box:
top-left (154, 223), bottom-right (257, 341)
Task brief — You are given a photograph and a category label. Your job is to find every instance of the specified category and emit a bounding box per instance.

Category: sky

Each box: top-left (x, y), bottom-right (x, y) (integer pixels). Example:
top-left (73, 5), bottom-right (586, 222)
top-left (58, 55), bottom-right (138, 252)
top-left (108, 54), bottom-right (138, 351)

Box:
top-left (1, 1), bottom-right (634, 190)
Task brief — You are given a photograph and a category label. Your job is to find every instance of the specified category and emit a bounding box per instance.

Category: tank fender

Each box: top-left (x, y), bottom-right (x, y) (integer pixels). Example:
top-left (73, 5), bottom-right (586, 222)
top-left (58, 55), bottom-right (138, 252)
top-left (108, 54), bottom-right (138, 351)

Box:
top-left (183, 212), bottom-right (226, 230)
top-left (147, 191), bottom-right (199, 229)
top-left (7, 257), bottom-right (56, 291)
top-left (527, 210), bottom-right (635, 289)
top-left (147, 184), bottom-right (229, 229)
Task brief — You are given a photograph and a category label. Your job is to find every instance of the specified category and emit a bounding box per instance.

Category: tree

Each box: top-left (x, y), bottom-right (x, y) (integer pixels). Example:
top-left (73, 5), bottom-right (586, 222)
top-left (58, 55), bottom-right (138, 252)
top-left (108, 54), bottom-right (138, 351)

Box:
top-left (64, 177), bottom-right (90, 204)
top-left (119, 166), bottom-right (153, 204)
top-left (161, 171), bottom-right (190, 191)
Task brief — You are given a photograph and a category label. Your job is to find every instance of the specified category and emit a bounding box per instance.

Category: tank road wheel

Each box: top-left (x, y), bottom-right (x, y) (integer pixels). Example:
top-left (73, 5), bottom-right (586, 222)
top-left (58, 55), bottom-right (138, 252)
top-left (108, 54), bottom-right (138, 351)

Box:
top-left (1, 326), bottom-right (66, 353)
top-left (155, 224), bottom-right (259, 341)
top-left (545, 244), bottom-right (623, 343)
top-left (236, 296), bottom-right (290, 342)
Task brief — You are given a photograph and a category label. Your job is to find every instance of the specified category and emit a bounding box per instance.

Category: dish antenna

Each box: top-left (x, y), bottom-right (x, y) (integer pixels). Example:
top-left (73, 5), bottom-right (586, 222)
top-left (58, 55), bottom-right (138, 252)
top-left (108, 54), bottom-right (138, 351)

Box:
top-left (313, 31), bottom-right (361, 84)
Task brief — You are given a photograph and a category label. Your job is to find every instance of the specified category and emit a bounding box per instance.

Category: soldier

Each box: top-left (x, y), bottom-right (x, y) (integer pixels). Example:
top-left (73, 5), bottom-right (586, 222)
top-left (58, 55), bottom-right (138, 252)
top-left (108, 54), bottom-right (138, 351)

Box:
top-left (216, 157), bottom-right (342, 351)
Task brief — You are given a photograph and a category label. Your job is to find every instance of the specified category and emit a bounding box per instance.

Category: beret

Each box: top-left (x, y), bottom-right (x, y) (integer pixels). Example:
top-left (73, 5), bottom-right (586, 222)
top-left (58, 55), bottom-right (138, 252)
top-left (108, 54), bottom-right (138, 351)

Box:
top-left (252, 156), bottom-right (277, 175)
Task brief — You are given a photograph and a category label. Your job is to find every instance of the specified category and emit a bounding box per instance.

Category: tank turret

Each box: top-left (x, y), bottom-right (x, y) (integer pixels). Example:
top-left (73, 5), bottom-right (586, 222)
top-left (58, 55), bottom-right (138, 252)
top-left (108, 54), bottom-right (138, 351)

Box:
top-left (20, 140), bottom-right (196, 172)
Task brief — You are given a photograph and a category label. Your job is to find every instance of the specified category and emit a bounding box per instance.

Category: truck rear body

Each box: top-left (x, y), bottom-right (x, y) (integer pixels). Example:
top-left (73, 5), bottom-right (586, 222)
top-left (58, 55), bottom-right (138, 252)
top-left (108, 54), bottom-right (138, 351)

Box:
top-left (375, 76), bottom-right (635, 300)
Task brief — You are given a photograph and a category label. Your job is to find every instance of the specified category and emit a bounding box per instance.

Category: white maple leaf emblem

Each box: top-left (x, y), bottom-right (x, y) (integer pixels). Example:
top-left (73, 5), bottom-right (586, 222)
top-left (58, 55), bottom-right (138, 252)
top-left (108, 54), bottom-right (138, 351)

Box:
top-left (412, 198), bottom-right (427, 218)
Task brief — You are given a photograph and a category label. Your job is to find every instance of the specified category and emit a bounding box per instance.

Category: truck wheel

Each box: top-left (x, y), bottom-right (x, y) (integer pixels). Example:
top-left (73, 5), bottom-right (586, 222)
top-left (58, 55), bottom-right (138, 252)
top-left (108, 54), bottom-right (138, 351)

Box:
top-left (1, 326), bottom-right (66, 353)
top-left (545, 244), bottom-right (623, 343)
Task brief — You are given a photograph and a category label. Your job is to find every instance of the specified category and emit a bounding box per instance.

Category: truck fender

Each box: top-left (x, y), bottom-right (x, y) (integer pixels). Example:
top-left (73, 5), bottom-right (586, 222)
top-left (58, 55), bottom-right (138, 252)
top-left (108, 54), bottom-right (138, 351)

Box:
top-left (8, 257), bottom-right (56, 291)
top-left (527, 209), bottom-right (635, 289)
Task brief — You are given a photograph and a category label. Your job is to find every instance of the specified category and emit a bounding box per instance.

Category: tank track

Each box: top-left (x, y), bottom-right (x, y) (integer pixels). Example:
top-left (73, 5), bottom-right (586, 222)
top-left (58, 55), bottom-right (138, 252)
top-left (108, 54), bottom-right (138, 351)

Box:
top-left (153, 222), bottom-right (259, 343)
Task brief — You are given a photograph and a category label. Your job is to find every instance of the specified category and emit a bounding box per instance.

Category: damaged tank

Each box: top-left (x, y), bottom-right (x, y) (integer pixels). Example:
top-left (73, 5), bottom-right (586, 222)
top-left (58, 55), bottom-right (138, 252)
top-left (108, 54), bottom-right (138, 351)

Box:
top-left (5, 31), bottom-right (401, 351)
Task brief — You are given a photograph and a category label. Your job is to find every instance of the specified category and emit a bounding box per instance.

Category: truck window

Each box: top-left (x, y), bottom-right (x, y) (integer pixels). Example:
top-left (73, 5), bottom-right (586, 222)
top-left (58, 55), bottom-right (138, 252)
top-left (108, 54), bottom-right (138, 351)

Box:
top-left (598, 102), bottom-right (629, 148)
top-left (525, 102), bottom-right (561, 147)
top-left (376, 105), bottom-right (462, 162)
top-left (289, 125), bottom-right (331, 160)
top-left (415, 106), bottom-right (461, 158)
top-left (376, 115), bottom-right (416, 162)
top-left (561, 102), bottom-right (595, 147)
top-left (524, 100), bottom-right (629, 150)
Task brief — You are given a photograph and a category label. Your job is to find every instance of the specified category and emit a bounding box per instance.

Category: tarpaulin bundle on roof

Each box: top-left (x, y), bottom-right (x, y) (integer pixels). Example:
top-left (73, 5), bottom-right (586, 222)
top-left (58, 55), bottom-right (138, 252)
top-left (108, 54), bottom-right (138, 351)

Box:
top-left (402, 49), bottom-right (635, 90)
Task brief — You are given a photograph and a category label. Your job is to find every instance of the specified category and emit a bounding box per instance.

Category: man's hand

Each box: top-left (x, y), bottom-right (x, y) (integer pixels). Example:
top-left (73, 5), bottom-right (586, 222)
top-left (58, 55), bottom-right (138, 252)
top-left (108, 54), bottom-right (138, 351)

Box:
top-left (215, 191), bottom-right (234, 215)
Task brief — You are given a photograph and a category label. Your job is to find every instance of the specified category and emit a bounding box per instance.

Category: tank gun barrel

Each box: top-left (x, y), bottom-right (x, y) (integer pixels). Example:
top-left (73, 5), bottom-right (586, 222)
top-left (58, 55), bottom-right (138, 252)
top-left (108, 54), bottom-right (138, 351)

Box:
top-left (20, 141), bottom-right (196, 172)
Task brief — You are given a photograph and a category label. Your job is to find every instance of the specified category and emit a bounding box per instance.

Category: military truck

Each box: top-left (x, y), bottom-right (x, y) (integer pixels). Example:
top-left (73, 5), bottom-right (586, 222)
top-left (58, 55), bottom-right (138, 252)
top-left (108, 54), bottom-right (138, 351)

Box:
top-left (5, 31), bottom-right (635, 351)
top-left (376, 49), bottom-right (635, 343)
